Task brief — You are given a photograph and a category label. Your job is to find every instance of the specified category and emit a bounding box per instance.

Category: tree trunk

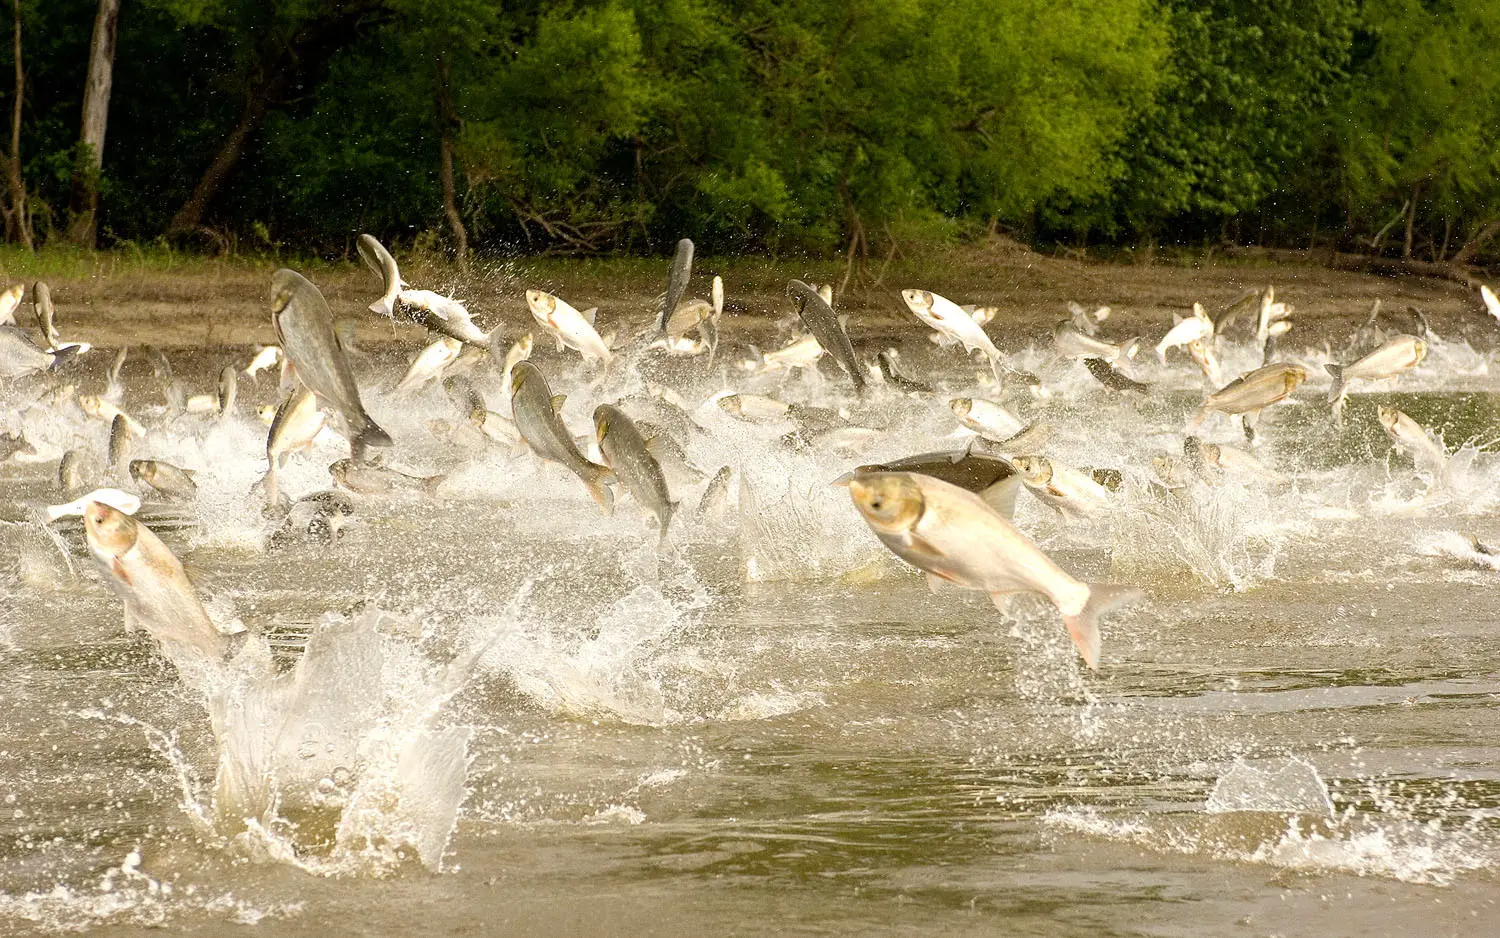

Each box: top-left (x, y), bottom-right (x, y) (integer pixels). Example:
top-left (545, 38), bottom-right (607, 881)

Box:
top-left (1402, 183), bottom-right (1420, 260)
top-left (434, 53), bottom-right (467, 262)
top-left (167, 3), bottom-right (379, 234)
top-left (7, 0), bottom-right (31, 250)
top-left (65, 0), bottom-right (121, 248)
top-left (1451, 219), bottom-right (1500, 265)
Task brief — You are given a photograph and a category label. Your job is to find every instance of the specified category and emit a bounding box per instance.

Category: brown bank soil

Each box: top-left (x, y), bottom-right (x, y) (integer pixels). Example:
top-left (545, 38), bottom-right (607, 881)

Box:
top-left (7, 238), bottom-right (1497, 351)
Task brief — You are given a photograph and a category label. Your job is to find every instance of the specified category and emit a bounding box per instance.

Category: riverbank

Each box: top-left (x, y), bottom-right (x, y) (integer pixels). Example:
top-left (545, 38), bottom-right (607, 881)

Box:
top-left (2, 239), bottom-right (1492, 349)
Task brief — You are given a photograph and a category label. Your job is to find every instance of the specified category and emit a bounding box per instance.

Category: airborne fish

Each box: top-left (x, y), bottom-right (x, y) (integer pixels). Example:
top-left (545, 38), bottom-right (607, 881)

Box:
top-left (510, 361), bottom-right (614, 512)
top-left (1326, 335), bottom-right (1426, 419)
top-left (655, 238), bottom-right (695, 334)
top-left (1083, 357), bottom-right (1149, 393)
top-left (396, 336), bottom-right (463, 392)
top-left (264, 388), bottom-right (326, 510)
top-left (83, 501), bottom-right (245, 662)
top-left (525, 290), bottom-right (612, 365)
top-left (1008, 455), bottom-right (1112, 522)
top-left (1377, 405), bottom-right (1448, 479)
top-left (1155, 304), bottom-right (1214, 363)
top-left (901, 289), bottom-right (1006, 385)
top-left (1191, 362), bottom-right (1307, 441)
top-left (949, 398), bottom-right (1024, 442)
top-left (787, 279), bottom-right (864, 392)
top-left (836, 447), bottom-right (1022, 520)
top-left (594, 404), bottom-right (676, 541)
top-left (130, 459), bottom-right (199, 500)
top-left (270, 268), bottom-right (392, 455)
top-left (847, 471), bottom-right (1141, 669)
top-left (1054, 322), bottom-right (1138, 363)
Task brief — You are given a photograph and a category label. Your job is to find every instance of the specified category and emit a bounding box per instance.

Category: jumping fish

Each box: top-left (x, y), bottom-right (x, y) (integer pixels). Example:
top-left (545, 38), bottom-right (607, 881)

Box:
top-left (1156, 304), bottom-right (1214, 363)
top-left (0, 325), bottom-right (78, 379)
top-left (847, 471), bottom-right (1141, 669)
top-left (837, 446), bottom-right (1022, 520)
top-left (877, 349), bottom-right (935, 393)
top-left (901, 289), bottom-right (1006, 385)
top-left (787, 279), bottom-right (864, 392)
top-left (130, 459), bottom-right (198, 500)
top-left (270, 268), bottom-right (392, 454)
top-left (357, 233), bottom-right (406, 318)
top-left (1326, 335), bottom-right (1426, 419)
top-left (329, 458), bottom-right (444, 496)
top-left (0, 283), bottom-right (23, 325)
top-left (1482, 284), bottom-right (1500, 324)
top-left (1191, 362), bottom-right (1308, 441)
top-left (950, 398), bottom-right (1024, 442)
top-left (1377, 405), bottom-right (1448, 478)
top-left (1186, 339), bottom-right (1224, 387)
top-left (525, 290), bottom-right (612, 365)
top-left (244, 345), bottom-right (282, 381)
top-left (510, 361), bottom-right (614, 512)
top-left (396, 336), bottom-right (463, 392)
top-left (1054, 322), bottom-right (1138, 363)
top-left (655, 238), bottom-right (695, 334)
top-left (47, 487), bottom-right (140, 521)
top-left (217, 365), bottom-right (238, 417)
top-left (594, 404), bottom-right (676, 541)
top-left (264, 388), bottom-right (326, 510)
top-left (1083, 357), bottom-right (1149, 393)
top-left (1008, 455), bottom-right (1112, 522)
top-left (753, 334), bottom-right (824, 372)
top-left (82, 501), bottom-right (244, 662)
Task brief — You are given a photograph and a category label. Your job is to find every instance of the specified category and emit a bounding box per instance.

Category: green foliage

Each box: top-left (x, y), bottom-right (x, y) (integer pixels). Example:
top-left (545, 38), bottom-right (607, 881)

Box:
top-left (6, 0), bottom-right (1500, 260)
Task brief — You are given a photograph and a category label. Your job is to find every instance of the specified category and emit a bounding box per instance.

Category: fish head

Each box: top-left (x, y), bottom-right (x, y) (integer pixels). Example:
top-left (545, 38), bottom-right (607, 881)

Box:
top-left (1283, 366), bottom-right (1309, 391)
top-left (77, 394), bottom-right (103, 419)
top-left (717, 395), bottom-right (744, 417)
top-left (83, 501), bottom-right (139, 562)
top-left (510, 361), bottom-right (537, 397)
top-left (1008, 455), bottom-right (1052, 484)
top-left (901, 289), bottom-right (933, 314)
top-left (593, 405), bottom-right (615, 440)
top-left (949, 398), bottom-right (973, 419)
top-left (127, 460), bottom-right (151, 484)
top-left (847, 472), bottom-right (924, 534)
top-left (524, 290), bottom-right (555, 318)
top-left (327, 459), bottom-right (352, 484)
top-left (1412, 338), bottom-right (1428, 363)
top-left (1376, 405), bottom-right (1400, 432)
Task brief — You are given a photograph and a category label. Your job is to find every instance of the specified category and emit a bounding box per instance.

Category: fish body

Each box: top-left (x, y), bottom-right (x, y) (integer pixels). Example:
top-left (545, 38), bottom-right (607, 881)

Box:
top-left (842, 447), bottom-right (1021, 520)
top-left (901, 289), bottom-right (1005, 383)
top-left (950, 398), bottom-right (1023, 441)
top-left (0, 283), bottom-right (23, 325)
top-left (1482, 284), bottom-right (1500, 323)
top-left (847, 471), bottom-right (1140, 669)
top-left (787, 279), bottom-right (864, 391)
top-left (1155, 305), bottom-right (1214, 362)
top-left (758, 334), bottom-right (824, 372)
top-left (244, 345), bottom-right (282, 381)
top-left (1326, 335), bottom-right (1426, 404)
top-left (357, 233), bottom-right (406, 318)
top-left (264, 388), bottom-right (326, 511)
top-left (1083, 357), bottom-right (1149, 393)
top-left (82, 501), bottom-right (241, 661)
top-left (718, 393), bottom-right (790, 422)
top-left (397, 336), bottom-right (463, 392)
top-left (655, 238), bottom-right (694, 334)
top-left (1054, 322), bottom-right (1136, 363)
top-left (1186, 339), bottom-right (1224, 386)
top-left (271, 268), bottom-right (391, 453)
top-left (397, 289), bottom-right (493, 348)
top-left (877, 349), bottom-right (934, 393)
top-left (1201, 363), bottom-right (1307, 416)
top-left (130, 459), bottom-right (198, 500)
top-left (1377, 405), bottom-right (1447, 476)
top-left (57, 450), bottom-right (85, 492)
top-left (0, 325), bottom-right (75, 379)
top-left (32, 282), bottom-right (60, 349)
top-left (525, 290), bottom-right (612, 364)
top-left (594, 404), bottom-right (676, 540)
top-left (217, 365), bottom-right (238, 417)
top-left (1009, 455), bottom-right (1111, 521)
top-left (329, 458), bottom-right (442, 496)
top-left (510, 361), bottom-right (614, 512)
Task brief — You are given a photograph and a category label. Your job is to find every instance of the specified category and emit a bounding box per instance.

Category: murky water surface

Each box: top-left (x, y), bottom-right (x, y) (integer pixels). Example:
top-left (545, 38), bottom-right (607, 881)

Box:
top-left (1, 317), bottom-right (1497, 936)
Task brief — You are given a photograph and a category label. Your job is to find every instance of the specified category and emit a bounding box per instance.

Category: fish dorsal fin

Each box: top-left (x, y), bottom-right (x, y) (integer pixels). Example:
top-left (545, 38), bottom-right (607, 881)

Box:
top-left (581, 307), bottom-right (598, 326)
top-left (1172, 312), bottom-right (1185, 325)
top-left (551, 394), bottom-right (567, 413)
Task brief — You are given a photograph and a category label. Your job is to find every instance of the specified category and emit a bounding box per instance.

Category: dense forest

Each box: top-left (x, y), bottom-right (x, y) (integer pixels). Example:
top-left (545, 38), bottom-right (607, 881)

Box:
top-left (5, 0), bottom-right (1500, 265)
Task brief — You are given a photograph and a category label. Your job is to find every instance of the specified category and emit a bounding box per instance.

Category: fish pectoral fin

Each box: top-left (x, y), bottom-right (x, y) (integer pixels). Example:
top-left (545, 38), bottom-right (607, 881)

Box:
top-left (509, 438), bottom-right (530, 459)
top-left (581, 307), bottom-right (598, 326)
top-left (988, 590), bottom-right (1025, 613)
top-left (110, 557), bottom-right (133, 587)
top-left (903, 533), bottom-right (947, 565)
top-left (1046, 484), bottom-right (1068, 498)
top-left (551, 394), bottom-right (567, 413)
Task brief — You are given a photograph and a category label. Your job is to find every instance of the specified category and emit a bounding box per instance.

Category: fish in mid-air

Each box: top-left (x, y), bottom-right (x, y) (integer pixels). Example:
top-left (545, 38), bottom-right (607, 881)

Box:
top-left (510, 361), bottom-right (615, 512)
top-left (787, 279), bottom-right (864, 392)
top-left (1326, 335), bottom-right (1426, 419)
top-left (655, 238), bottom-right (695, 334)
top-left (836, 446), bottom-right (1021, 520)
top-left (1190, 362), bottom-right (1308, 442)
top-left (526, 290), bottom-right (613, 365)
top-left (1377, 405), bottom-right (1448, 479)
top-left (847, 471), bottom-right (1141, 669)
top-left (950, 398), bottom-right (1024, 442)
top-left (1155, 303), bottom-right (1214, 363)
top-left (1008, 455), bottom-right (1112, 522)
top-left (594, 404), bottom-right (677, 541)
top-left (83, 501), bottom-right (245, 662)
top-left (270, 268), bottom-right (392, 455)
top-left (130, 459), bottom-right (199, 500)
top-left (901, 289), bottom-right (1007, 385)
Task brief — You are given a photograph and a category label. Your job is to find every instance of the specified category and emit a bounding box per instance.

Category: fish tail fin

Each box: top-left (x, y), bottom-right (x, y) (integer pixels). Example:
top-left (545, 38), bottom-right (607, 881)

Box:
top-left (421, 473), bottom-right (447, 496)
top-left (1324, 363), bottom-right (1346, 403)
top-left (369, 296), bottom-right (394, 318)
top-left (583, 464), bottom-right (615, 515)
top-left (659, 500), bottom-right (678, 543)
top-left (987, 353), bottom-right (1006, 390)
top-left (353, 421), bottom-right (394, 455)
top-left (1120, 337), bottom-right (1143, 361)
top-left (1061, 584), bottom-right (1144, 670)
top-left (48, 344), bottom-right (81, 371)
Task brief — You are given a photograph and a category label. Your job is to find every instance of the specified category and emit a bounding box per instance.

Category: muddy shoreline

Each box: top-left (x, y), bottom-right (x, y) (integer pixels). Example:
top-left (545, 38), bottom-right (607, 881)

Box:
top-left (11, 242), bottom-right (1494, 351)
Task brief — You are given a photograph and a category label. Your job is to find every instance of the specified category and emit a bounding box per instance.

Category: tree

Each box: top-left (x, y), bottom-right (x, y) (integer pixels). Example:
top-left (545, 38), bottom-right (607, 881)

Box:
top-left (64, 0), bottom-right (120, 248)
top-left (3, 0), bottom-right (31, 249)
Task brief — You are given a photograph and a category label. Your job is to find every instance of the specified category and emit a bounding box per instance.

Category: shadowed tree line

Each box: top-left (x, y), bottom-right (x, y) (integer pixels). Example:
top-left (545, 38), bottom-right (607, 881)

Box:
top-left (4, 0), bottom-right (1500, 270)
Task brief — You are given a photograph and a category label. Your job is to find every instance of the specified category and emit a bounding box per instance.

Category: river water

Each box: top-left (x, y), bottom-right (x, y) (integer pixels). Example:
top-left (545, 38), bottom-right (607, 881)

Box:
top-left (0, 307), bottom-right (1497, 936)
